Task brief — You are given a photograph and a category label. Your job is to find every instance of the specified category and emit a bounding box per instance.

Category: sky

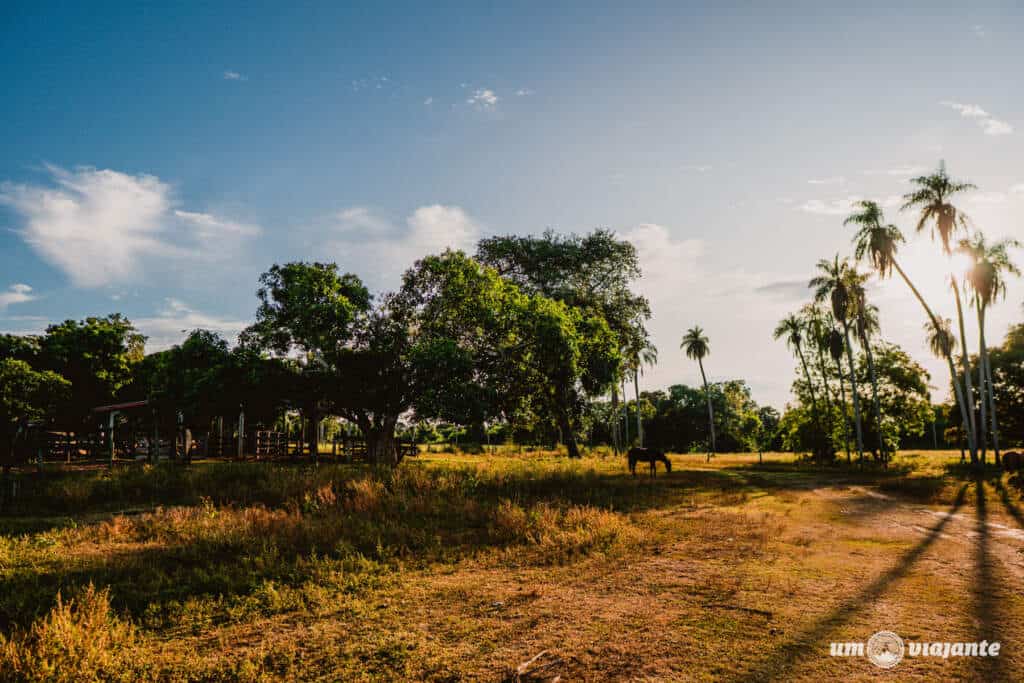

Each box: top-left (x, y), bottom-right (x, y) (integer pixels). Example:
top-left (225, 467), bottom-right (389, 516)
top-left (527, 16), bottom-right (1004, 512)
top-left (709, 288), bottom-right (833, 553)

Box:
top-left (2, 2), bottom-right (1023, 409)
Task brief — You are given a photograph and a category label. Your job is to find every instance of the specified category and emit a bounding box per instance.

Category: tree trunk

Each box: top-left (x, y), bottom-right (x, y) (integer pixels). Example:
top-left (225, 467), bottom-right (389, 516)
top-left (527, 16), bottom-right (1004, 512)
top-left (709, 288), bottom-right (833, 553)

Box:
top-left (621, 378), bottom-right (630, 445)
top-left (834, 356), bottom-right (852, 463)
top-left (952, 280), bottom-right (980, 465)
top-left (363, 416), bottom-right (400, 467)
top-left (841, 321), bottom-right (865, 463)
top-left (982, 314), bottom-right (1001, 463)
top-left (946, 354), bottom-right (975, 464)
top-left (558, 407), bottom-right (581, 459)
top-left (610, 386), bottom-right (621, 454)
top-left (633, 368), bottom-right (643, 448)
top-left (894, 259), bottom-right (976, 462)
top-left (698, 358), bottom-right (716, 461)
top-left (975, 303), bottom-right (988, 461)
top-left (308, 404), bottom-right (319, 463)
top-left (862, 337), bottom-right (885, 464)
top-left (795, 343), bottom-right (825, 460)
top-left (814, 345), bottom-right (836, 453)
top-left (978, 304), bottom-right (1001, 465)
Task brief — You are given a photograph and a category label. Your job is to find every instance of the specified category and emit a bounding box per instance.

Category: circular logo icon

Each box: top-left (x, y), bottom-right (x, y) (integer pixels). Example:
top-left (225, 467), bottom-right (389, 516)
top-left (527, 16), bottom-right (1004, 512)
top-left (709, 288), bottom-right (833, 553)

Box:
top-left (866, 631), bottom-right (905, 669)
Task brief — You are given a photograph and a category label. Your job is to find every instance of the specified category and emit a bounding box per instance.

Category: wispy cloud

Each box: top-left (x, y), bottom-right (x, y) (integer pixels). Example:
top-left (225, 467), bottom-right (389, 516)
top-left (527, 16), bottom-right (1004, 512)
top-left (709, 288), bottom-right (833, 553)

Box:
top-left (0, 283), bottom-right (34, 310)
top-left (799, 194), bottom-right (901, 216)
top-left (515, 88), bottom-right (534, 97)
top-left (423, 97), bottom-right (433, 106)
top-left (0, 165), bottom-right (261, 287)
top-left (807, 176), bottom-right (846, 186)
top-left (135, 299), bottom-right (248, 351)
top-left (863, 165), bottom-right (928, 178)
top-left (466, 89), bottom-right (498, 110)
top-left (941, 100), bottom-right (1013, 136)
top-left (753, 279), bottom-right (809, 301)
top-left (223, 70), bottom-right (246, 81)
top-left (351, 76), bottom-right (391, 92)
top-left (973, 24), bottom-right (986, 38)
top-left (680, 164), bottom-right (712, 173)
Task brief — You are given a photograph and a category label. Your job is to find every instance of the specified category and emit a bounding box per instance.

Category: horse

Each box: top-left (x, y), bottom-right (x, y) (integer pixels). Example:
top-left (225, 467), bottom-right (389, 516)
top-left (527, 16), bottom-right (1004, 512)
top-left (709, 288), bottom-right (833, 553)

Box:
top-left (628, 447), bottom-right (671, 477)
top-left (1002, 451), bottom-right (1023, 471)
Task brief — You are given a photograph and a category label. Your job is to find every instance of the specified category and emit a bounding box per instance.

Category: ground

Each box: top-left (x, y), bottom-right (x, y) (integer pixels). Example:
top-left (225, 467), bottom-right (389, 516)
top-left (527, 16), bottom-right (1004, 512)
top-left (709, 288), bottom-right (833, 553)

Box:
top-left (1, 450), bottom-right (1022, 681)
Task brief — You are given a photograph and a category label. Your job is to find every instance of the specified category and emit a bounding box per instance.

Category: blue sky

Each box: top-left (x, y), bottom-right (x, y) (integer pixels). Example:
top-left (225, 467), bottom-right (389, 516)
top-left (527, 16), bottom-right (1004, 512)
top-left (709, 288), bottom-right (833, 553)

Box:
top-left (2, 2), bottom-right (1023, 408)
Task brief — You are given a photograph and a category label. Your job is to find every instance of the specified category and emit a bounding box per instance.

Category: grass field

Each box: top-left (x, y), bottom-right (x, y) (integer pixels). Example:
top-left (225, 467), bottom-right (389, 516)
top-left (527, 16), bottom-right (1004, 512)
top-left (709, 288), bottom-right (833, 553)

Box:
top-left (1, 449), bottom-right (1022, 681)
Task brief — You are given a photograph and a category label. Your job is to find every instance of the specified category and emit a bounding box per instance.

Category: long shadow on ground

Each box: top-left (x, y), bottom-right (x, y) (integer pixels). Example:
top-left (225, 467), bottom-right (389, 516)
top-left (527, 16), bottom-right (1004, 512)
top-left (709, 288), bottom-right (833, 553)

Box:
top-left (729, 484), bottom-right (968, 682)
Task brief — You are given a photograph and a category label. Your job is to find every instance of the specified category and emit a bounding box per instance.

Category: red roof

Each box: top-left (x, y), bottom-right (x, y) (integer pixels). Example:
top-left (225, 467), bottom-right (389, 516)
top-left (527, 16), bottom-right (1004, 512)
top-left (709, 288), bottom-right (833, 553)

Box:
top-left (92, 400), bottom-right (149, 413)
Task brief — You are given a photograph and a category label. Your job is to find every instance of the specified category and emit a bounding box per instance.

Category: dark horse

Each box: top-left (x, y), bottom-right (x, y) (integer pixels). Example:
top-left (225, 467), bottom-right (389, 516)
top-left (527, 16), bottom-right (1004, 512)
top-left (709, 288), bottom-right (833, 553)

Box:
top-left (628, 447), bottom-right (671, 477)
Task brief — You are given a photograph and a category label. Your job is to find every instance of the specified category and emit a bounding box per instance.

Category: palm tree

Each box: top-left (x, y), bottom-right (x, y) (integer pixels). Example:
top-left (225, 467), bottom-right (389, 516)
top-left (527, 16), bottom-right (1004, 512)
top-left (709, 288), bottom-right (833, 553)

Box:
top-left (901, 163), bottom-right (980, 461)
top-left (828, 327), bottom-right (852, 463)
top-left (627, 340), bottom-right (658, 447)
top-left (846, 199), bottom-right (976, 462)
top-left (810, 256), bottom-right (865, 462)
top-left (848, 278), bottom-right (886, 462)
top-left (901, 161), bottom-right (976, 255)
top-left (926, 317), bottom-right (974, 460)
top-left (960, 233), bottom-right (1022, 464)
top-left (681, 326), bottom-right (716, 461)
top-left (774, 313), bottom-right (824, 456)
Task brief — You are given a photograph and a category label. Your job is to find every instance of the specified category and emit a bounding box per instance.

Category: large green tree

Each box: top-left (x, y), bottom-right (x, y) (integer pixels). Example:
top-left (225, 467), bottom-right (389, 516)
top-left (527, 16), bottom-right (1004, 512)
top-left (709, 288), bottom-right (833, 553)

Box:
top-left (476, 229), bottom-right (645, 454)
top-left (35, 315), bottom-right (145, 429)
top-left (241, 262), bottom-right (372, 458)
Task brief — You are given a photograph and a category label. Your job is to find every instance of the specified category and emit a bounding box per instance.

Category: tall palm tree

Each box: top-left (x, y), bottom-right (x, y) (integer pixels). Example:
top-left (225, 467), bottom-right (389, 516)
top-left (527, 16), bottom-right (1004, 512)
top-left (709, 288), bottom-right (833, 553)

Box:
top-left (846, 199), bottom-right (976, 461)
top-left (627, 339), bottom-right (658, 447)
top-left (681, 326), bottom-right (716, 461)
top-left (960, 233), bottom-right (1022, 464)
top-left (850, 282), bottom-right (886, 462)
top-left (774, 313), bottom-right (824, 455)
top-left (901, 163), bottom-right (979, 461)
top-left (810, 256), bottom-right (865, 461)
top-left (828, 327), bottom-right (852, 463)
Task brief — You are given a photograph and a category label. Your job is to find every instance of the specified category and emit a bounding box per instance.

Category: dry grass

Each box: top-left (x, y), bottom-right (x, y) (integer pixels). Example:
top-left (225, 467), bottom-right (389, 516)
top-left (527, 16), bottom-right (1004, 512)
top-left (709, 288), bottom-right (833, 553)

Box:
top-left (2, 450), bottom-right (1023, 681)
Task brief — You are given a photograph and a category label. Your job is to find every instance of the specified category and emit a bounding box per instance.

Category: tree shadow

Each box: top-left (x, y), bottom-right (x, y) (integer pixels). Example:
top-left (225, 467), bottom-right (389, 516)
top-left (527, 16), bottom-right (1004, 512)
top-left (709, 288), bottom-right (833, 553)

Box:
top-left (729, 484), bottom-right (968, 682)
top-left (971, 477), bottom-right (1004, 681)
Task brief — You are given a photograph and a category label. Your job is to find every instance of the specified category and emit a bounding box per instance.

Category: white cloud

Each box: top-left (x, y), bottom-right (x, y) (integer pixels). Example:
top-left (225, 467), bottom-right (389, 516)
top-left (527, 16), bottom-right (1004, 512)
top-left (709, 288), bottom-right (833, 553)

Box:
top-left (328, 204), bottom-right (482, 289)
top-left (515, 88), bottom-right (534, 97)
top-left (466, 89), bottom-right (499, 109)
top-left (0, 283), bottom-right (34, 310)
top-left (173, 210), bottom-right (261, 238)
top-left (134, 299), bottom-right (248, 351)
top-left (423, 97), bottom-right (433, 106)
top-left (680, 164), bottom-right (712, 173)
top-left (0, 165), bottom-right (260, 287)
top-left (973, 24), bottom-right (986, 38)
top-left (863, 165), bottom-right (928, 178)
top-left (798, 196), bottom-right (864, 216)
top-left (807, 176), bottom-right (846, 185)
top-left (1010, 183), bottom-right (1024, 195)
top-left (223, 70), bottom-right (246, 81)
top-left (941, 100), bottom-right (1013, 136)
